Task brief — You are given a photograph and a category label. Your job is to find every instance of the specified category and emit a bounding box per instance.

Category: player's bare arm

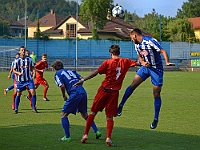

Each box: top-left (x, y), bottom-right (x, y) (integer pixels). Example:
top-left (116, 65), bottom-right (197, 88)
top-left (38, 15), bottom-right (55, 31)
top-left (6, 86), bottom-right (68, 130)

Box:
top-left (13, 68), bottom-right (23, 76)
top-left (73, 69), bottom-right (99, 87)
top-left (7, 68), bottom-right (13, 79)
top-left (138, 54), bottom-right (150, 67)
top-left (160, 49), bottom-right (175, 66)
top-left (60, 84), bottom-right (67, 101)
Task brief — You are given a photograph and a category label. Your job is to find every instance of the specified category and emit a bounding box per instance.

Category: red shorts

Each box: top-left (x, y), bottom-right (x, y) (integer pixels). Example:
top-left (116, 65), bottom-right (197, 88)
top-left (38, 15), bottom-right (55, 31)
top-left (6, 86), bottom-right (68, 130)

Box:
top-left (34, 78), bottom-right (48, 86)
top-left (91, 86), bottom-right (119, 117)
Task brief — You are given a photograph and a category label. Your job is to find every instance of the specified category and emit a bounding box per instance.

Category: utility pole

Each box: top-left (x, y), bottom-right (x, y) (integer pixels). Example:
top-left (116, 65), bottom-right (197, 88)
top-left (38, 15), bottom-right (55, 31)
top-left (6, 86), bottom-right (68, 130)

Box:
top-left (159, 15), bottom-right (162, 42)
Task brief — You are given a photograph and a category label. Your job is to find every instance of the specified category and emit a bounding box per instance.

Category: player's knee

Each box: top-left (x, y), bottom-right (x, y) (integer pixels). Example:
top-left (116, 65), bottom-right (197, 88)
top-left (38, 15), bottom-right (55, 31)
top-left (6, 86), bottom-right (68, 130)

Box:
top-left (61, 112), bottom-right (68, 118)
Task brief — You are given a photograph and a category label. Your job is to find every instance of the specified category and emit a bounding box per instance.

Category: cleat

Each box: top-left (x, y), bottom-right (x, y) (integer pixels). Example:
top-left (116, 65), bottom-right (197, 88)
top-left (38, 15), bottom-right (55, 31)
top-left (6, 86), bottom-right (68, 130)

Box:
top-left (59, 136), bottom-right (71, 142)
top-left (150, 119), bottom-right (158, 129)
top-left (95, 131), bottom-right (101, 139)
top-left (26, 96), bottom-right (31, 100)
top-left (32, 107), bottom-right (38, 113)
top-left (43, 98), bottom-right (50, 101)
top-left (116, 105), bottom-right (123, 116)
top-left (106, 138), bottom-right (114, 146)
top-left (14, 110), bottom-right (18, 114)
top-left (81, 134), bottom-right (88, 143)
top-left (4, 89), bottom-right (7, 96)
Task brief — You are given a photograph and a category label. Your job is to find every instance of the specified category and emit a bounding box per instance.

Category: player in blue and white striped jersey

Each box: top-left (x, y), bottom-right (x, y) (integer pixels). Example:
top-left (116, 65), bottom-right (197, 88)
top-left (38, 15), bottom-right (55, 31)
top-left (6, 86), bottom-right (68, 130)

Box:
top-left (13, 46), bottom-right (37, 114)
top-left (117, 28), bottom-right (175, 129)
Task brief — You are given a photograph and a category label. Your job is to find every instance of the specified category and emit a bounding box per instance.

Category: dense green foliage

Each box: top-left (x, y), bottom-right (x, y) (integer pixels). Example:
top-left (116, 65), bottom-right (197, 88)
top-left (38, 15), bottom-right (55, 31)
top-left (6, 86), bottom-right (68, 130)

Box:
top-left (0, 0), bottom-right (200, 42)
top-left (0, 71), bottom-right (200, 150)
top-left (79, 0), bottom-right (113, 39)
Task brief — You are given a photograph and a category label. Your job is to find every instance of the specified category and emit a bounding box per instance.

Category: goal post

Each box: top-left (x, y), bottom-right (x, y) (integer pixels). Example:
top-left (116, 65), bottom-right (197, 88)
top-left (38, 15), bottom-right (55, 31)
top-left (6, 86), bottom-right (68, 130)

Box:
top-left (0, 46), bottom-right (19, 71)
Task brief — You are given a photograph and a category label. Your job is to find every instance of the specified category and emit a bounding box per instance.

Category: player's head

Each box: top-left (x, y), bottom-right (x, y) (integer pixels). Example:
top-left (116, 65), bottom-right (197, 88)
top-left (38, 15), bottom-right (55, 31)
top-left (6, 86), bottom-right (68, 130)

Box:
top-left (51, 61), bottom-right (64, 71)
top-left (19, 46), bottom-right (26, 56)
top-left (130, 28), bottom-right (142, 44)
top-left (15, 53), bottom-right (20, 58)
top-left (109, 44), bottom-right (120, 56)
top-left (32, 51), bottom-right (35, 55)
top-left (25, 50), bottom-right (30, 56)
top-left (42, 53), bottom-right (47, 62)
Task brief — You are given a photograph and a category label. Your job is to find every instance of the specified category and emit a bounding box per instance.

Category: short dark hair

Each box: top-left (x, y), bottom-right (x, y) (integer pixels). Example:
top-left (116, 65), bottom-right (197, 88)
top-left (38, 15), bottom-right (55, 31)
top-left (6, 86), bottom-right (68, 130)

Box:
top-left (51, 61), bottom-right (64, 70)
top-left (130, 28), bottom-right (142, 35)
top-left (42, 53), bottom-right (47, 57)
top-left (109, 44), bottom-right (120, 55)
top-left (19, 46), bottom-right (25, 51)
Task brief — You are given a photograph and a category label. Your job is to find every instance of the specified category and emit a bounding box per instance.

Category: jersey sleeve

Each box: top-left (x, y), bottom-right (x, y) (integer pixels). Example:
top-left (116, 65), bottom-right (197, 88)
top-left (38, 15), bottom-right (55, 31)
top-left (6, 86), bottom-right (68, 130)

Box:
top-left (149, 38), bottom-right (163, 51)
top-left (128, 59), bottom-right (136, 67)
top-left (98, 60), bottom-right (107, 74)
top-left (34, 61), bottom-right (42, 69)
top-left (54, 73), bottom-right (63, 87)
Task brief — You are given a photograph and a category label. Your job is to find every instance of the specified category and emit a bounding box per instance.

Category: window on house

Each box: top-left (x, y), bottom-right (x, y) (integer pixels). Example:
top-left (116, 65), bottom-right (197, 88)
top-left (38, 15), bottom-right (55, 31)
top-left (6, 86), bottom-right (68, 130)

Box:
top-left (66, 24), bottom-right (76, 38)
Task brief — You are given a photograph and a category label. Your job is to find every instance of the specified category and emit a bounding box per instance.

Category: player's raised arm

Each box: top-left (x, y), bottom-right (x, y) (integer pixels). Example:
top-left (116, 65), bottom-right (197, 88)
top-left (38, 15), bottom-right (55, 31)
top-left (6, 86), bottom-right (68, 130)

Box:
top-left (160, 49), bottom-right (175, 66)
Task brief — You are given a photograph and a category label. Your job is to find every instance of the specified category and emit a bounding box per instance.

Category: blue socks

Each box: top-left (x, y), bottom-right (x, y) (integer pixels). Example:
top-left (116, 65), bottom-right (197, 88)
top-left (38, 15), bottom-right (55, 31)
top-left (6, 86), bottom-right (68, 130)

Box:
top-left (62, 117), bottom-right (70, 138)
top-left (154, 97), bottom-right (162, 120)
top-left (15, 95), bottom-right (20, 110)
top-left (31, 95), bottom-right (36, 108)
top-left (119, 86), bottom-right (134, 107)
top-left (85, 116), bottom-right (98, 133)
top-left (8, 85), bottom-right (14, 91)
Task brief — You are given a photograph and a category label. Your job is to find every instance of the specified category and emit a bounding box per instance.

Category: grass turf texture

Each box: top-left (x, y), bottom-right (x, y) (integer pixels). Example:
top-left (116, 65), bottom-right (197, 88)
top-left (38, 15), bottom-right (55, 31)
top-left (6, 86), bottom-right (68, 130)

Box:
top-left (0, 71), bottom-right (200, 150)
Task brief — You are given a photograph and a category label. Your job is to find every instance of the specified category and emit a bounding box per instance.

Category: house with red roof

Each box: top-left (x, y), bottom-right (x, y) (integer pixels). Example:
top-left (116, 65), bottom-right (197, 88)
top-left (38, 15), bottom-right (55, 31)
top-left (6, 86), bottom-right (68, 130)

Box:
top-left (28, 10), bottom-right (150, 40)
top-left (188, 17), bottom-right (200, 40)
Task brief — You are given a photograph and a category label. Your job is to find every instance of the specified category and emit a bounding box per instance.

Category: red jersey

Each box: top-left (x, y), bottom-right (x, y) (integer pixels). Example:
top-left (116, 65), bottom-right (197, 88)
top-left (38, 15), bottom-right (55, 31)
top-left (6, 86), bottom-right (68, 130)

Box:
top-left (98, 58), bottom-right (136, 90)
top-left (35, 60), bottom-right (48, 78)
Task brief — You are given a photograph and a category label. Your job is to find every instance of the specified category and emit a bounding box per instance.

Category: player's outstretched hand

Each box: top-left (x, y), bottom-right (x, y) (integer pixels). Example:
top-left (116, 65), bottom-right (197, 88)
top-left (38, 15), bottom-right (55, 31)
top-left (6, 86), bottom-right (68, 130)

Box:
top-left (73, 81), bottom-right (83, 87)
top-left (166, 62), bottom-right (175, 66)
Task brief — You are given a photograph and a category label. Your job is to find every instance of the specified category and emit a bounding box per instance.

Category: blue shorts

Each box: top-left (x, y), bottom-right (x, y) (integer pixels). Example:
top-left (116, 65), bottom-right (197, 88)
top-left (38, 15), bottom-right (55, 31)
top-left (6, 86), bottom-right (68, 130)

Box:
top-left (136, 66), bottom-right (163, 86)
top-left (62, 92), bottom-right (87, 115)
top-left (16, 80), bottom-right (35, 92)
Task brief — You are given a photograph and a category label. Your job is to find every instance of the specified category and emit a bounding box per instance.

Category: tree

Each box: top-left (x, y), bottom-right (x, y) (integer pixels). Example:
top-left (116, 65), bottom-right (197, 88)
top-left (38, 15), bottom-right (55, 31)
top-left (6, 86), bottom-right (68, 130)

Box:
top-left (165, 17), bottom-right (195, 42)
top-left (79, 0), bottom-right (113, 39)
top-left (176, 0), bottom-right (200, 18)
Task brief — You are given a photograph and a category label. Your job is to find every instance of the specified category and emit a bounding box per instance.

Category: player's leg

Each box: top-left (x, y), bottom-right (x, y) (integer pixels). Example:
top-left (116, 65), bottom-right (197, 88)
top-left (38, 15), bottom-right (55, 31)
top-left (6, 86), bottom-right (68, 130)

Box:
top-left (81, 87), bottom-right (106, 143)
top-left (79, 93), bottom-right (101, 139)
top-left (4, 85), bottom-right (14, 96)
top-left (105, 92), bottom-right (118, 147)
top-left (41, 79), bottom-right (49, 101)
top-left (28, 80), bottom-right (38, 113)
top-left (150, 69), bottom-right (163, 129)
top-left (81, 113), bottom-right (101, 139)
top-left (12, 84), bottom-right (17, 110)
top-left (81, 111), bottom-right (97, 143)
top-left (106, 117), bottom-right (114, 147)
top-left (59, 112), bottom-right (71, 142)
top-left (117, 67), bottom-right (148, 116)
top-left (150, 85), bottom-right (162, 129)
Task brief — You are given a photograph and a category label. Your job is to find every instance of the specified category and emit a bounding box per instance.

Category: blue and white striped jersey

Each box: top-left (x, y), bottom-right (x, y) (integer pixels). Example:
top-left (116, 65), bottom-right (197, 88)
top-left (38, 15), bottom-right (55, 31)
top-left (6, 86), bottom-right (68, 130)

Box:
top-left (13, 56), bottom-right (34, 82)
top-left (135, 35), bottom-right (163, 69)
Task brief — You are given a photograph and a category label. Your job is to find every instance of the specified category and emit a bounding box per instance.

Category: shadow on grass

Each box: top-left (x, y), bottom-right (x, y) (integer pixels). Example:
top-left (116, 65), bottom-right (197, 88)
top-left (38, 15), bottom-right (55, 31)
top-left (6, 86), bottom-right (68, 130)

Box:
top-left (0, 124), bottom-right (199, 150)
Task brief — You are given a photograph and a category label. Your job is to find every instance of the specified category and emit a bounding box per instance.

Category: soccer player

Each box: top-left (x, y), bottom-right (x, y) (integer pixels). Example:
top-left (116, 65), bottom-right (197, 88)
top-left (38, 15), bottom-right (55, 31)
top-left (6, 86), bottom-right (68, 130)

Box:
top-left (73, 45), bottom-right (138, 146)
top-left (30, 51), bottom-right (37, 65)
top-left (4, 53), bottom-right (20, 96)
top-left (12, 46), bottom-right (38, 114)
top-left (117, 28), bottom-right (175, 129)
top-left (51, 61), bottom-right (101, 142)
top-left (34, 53), bottom-right (49, 101)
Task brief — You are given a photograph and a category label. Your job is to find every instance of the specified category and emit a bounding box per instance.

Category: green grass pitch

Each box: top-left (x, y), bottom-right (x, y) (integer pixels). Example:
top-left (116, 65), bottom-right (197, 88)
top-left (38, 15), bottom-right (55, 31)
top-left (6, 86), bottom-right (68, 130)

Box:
top-left (0, 71), bottom-right (200, 150)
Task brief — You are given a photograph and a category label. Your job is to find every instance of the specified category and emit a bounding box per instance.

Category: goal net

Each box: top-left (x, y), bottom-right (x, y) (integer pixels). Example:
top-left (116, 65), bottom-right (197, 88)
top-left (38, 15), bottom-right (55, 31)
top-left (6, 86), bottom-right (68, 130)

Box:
top-left (0, 46), bottom-right (19, 71)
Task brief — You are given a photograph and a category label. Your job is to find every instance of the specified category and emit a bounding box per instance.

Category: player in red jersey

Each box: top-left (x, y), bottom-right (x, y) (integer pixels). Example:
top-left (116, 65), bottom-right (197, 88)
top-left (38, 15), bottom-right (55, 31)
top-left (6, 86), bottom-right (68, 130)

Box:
top-left (73, 45), bottom-right (139, 146)
top-left (34, 53), bottom-right (50, 101)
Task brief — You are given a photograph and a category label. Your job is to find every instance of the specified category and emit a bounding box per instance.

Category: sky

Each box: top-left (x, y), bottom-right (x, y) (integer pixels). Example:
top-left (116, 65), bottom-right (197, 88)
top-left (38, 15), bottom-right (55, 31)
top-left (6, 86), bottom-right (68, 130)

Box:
top-left (113, 0), bottom-right (188, 17)
top-left (75, 0), bottom-right (188, 17)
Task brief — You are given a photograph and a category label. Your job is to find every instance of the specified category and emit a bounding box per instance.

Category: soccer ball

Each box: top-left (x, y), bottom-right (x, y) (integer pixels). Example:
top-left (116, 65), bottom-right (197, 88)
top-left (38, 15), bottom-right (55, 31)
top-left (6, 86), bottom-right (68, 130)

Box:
top-left (112, 6), bottom-right (125, 18)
